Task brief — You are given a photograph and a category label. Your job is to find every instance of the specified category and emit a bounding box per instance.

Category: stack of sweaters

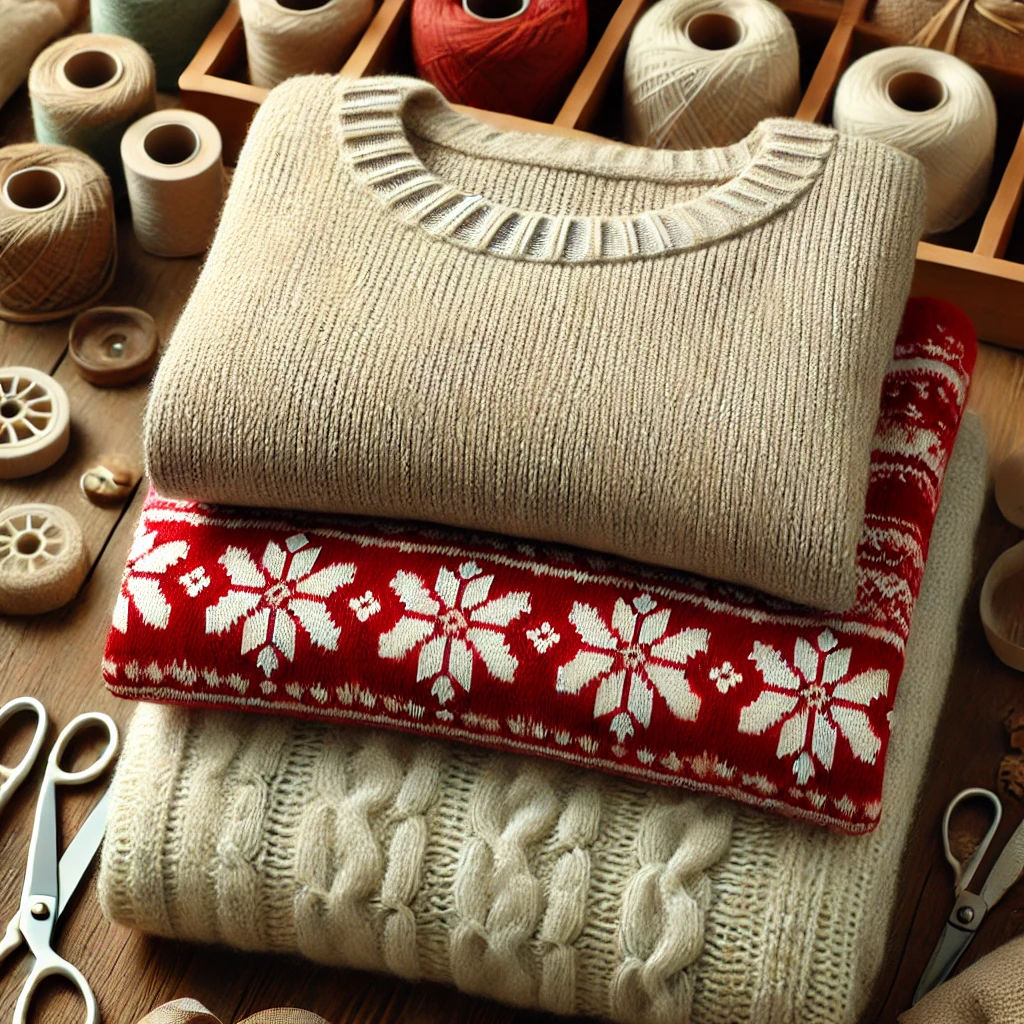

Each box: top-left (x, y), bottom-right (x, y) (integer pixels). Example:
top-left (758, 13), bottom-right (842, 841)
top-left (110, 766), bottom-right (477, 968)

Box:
top-left (99, 75), bottom-right (988, 1024)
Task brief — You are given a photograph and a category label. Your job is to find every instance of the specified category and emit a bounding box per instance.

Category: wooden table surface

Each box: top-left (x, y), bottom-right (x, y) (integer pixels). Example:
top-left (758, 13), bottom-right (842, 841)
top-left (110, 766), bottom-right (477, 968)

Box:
top-left (2, 86), bottom-right (1024, 1024)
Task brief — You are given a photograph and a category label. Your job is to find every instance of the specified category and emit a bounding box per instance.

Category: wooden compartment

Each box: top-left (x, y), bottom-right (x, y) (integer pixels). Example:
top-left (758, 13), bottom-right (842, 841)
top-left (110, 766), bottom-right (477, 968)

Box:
top-left (179, 0), bottom-right (1024, 350)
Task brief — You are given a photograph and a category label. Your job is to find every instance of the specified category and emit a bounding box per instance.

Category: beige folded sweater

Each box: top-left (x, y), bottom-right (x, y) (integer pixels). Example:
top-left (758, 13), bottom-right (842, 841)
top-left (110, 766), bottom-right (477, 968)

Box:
top-left (100, 414), bottom-right (985, 1024)
top-left (900, 936), bottom-right (1024, 1024)
top-left (144, 75), bottom-right (925, 611)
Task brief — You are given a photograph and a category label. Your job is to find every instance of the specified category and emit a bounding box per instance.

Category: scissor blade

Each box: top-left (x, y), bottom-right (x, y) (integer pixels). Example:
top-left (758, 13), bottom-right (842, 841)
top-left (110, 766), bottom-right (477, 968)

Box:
top-left (21, 775), bottom-right (58, 909)
top-left (980, 814), bottom-right (1024, 910)
top-left (57, 789), bottom-right (111, 918)
top-left (913, 923), bottom-right (975, 1004)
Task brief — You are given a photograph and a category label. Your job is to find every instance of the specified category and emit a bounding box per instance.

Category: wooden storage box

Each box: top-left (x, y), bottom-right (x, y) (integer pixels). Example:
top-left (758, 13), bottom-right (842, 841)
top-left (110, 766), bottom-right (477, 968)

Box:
top-left (180, 0), bottom-right (1024, 349)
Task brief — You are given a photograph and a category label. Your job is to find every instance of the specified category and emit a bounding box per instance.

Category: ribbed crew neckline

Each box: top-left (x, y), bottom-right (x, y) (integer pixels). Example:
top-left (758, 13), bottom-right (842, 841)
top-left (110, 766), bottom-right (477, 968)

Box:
top-left (335, 77), bottom-right (839, 264)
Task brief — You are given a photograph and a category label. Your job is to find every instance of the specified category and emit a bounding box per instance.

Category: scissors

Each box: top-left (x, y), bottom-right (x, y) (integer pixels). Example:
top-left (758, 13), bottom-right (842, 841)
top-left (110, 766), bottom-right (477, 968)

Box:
top-left (0, 696), bottom-right (120, 1024)
top-left (913, 787), bottom-right (1024, 1004)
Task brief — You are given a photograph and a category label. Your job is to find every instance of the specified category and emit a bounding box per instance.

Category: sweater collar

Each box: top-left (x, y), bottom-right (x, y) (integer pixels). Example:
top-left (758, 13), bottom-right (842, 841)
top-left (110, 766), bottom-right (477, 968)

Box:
top-left (336, 77), bottom-right (837, 264)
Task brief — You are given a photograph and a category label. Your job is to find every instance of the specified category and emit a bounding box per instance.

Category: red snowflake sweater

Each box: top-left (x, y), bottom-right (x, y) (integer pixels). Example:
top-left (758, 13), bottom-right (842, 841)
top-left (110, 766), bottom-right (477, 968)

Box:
top-left (104, 298), bottom-right (976, 833)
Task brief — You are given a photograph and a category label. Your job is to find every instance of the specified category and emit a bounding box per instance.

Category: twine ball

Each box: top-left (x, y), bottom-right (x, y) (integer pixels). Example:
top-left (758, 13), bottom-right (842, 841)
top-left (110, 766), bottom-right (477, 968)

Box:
top-left (624, 0), bottom-right (800, 150)
top-left (0, 143), bottom-right (117, 323)
top-left (240, 0), bottom-right (375, 90)
top-left (29, 33), bottom-right (156, 190)
top-left (833, 47), bottom-right (997, 236)
top-left (411, 0), bottom-right (589, 120)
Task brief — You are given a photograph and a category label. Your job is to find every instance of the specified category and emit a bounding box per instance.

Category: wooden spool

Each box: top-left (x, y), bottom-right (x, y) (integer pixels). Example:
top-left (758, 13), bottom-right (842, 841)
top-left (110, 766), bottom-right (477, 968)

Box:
top-left (980, 540), bottom-right (1024, 672)
top-left (0, 366), bottom-right (71, 479)
top-left (0, 503), bottom-right (88, 615)
top-left (69, 306), bottom-right (159, 386)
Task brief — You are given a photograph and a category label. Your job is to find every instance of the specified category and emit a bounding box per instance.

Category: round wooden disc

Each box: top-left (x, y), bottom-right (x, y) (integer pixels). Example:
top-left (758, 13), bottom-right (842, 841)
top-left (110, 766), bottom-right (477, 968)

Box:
top-left (980, 540), bottom-right (1024, 672)
top-left (0, 366), bottom-right (71, 479)
top-left (995, 443), bottom-right (1024, 529)
top-left (0, 503), bottom-right (88, 615)
top-left (69, 306), bottom-right (159, 386)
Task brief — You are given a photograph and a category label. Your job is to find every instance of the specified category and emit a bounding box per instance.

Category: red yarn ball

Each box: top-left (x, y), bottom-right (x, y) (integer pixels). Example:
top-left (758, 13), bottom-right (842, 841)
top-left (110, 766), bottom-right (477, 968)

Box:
top-left (411, 0), bottom-right (589, 120)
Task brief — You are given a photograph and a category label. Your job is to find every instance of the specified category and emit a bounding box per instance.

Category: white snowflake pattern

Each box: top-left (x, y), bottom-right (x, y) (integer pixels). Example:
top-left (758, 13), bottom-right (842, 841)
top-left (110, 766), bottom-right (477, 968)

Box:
top-left (378, 560), bottom-right (531, 705)
top-left (527, 621), bottom-right (560, 653)
top-left (204, 533), bottom-right (356, 676)
top-left (709, 660), bottom-right (742, 693)
top-left (556, 593), bottom-right (709, 742)
top-left (179, 566), bottom-right (210, 597)
top-left (112, 530), bottom-right (189, 632)
top-left (738, 628), bottom-right (889, 785)
top-left (349, 590), bottom-right (381, 622)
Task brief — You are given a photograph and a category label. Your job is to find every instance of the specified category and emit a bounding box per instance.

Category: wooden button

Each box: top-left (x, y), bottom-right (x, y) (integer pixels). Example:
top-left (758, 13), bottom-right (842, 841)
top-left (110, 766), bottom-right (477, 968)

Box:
top-left (0, 366), bottom-right (71, 479)
top-left (980, 540), bottom-right (1024, 671)
top-left (0, 504), bottom-right (88, 615)
top-left (68, 306), bottom-right (159, 386)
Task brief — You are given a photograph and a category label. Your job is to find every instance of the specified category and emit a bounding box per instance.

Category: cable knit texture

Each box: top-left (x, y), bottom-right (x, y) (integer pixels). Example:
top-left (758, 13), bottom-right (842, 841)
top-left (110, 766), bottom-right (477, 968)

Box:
top-left (143, 74), bottom-right (925, 611)
top-left (100, 415), bottom-right (985, 1024)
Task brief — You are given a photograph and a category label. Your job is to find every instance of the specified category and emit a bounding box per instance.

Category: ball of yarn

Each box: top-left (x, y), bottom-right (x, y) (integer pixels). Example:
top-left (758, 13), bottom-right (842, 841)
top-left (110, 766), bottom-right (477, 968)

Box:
top-left (0, 143), bottom-right (117, 323)
top-left (833, 47), bottom-right (997, 236)
top-left (90, 0), bottom-right (228, 91)
top-left (240, 0), bottom-right (375, 90)
top-left (411, 0), bottom-right (589, 120)
top-left (623, 0), bottom-right (800, 150)
top-left (121, 110), bottom-right (224, 258)
top-left (29, 33), bottom-right (156, 190)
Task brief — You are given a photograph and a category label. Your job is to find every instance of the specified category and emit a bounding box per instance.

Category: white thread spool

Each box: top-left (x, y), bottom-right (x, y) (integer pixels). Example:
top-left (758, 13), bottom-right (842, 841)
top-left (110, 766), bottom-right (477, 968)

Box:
top-left (240, 0), bottom-right (375, 90)
top-left (623, 0), bottom-right (800, 150)
top-left (833, 48), bottom-right (997, 236)
top-left (120, 109), bottom-right (224, 258)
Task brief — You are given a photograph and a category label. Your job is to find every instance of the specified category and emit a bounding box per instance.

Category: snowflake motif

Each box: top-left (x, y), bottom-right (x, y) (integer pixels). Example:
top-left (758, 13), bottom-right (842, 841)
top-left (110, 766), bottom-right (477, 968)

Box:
top-left (179, 566), bottom-right (211, 597)
top-left (527, 621), bottom-right (560, 653)
top-left (204, 533), bottom-right (356, 677)
top-left (709, 661), bottom-right (742, 693)
top-left (112, 530), bottom-right (189, 633)
top-left (349, 590), bottom-right (380, 622)
top-left (556, 593), bottom-right (709, 742)
top-left (738, 628), bottom-right (889, 785)
top-left (378, 560), bottom-right (531, 705)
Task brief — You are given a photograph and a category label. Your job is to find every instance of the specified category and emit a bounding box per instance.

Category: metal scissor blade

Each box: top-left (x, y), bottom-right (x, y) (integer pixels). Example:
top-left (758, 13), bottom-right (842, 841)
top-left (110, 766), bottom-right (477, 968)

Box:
top-left (980, 814), bottom-right (1024, 910)
top-left (57, 788), bottom-right (111, 918)
top-left (21, 775), bottom-right (58, 909)
top-left (913, 922), bottom-right (976, 1005)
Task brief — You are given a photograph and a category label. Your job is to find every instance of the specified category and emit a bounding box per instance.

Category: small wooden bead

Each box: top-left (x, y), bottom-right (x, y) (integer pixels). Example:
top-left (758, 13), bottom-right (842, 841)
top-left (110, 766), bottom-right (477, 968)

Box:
top-left (0, 503), bottom-right (88, 615)
top-left (0, 366), bottom-right (71, 479)
top-left (69, 306), bottom-right (159, 386)
top-left (80, 454), bottom-right (139, 505)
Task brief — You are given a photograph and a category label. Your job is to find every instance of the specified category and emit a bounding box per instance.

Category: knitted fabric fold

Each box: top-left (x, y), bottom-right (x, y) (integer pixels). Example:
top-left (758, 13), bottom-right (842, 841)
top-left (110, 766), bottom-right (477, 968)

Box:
top-left (99, 412), bottom-right (987, 1024)
top-left (105, 299), bottom-right (975, 832)
top-left (143, 74), bottom-right (925, 611)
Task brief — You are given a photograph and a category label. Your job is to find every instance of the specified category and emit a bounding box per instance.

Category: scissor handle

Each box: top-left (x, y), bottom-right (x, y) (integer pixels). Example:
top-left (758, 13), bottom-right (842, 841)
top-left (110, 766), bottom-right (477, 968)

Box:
top-left (13, 945), bottom-right (98, 1024)
top-left (0, 698), bottom-right (48, 817)
top-left (46, 713), bottom-right (120, 786)
top-left (942, 787), bottom-right (1002, 895)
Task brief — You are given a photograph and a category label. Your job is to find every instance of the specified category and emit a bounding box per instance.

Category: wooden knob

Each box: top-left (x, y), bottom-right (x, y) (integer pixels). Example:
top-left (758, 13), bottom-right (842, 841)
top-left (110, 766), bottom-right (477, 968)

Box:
top-left (980, 540), bottom-right (1024, 672)
top-left (69, 306), bottom-right (159, 386)
top-left (0, 366), bottom-right (71, 479)
top-left (995, 443), bottom-right (1024, 529)
top-left (0, 503), bottom-right (88, 615)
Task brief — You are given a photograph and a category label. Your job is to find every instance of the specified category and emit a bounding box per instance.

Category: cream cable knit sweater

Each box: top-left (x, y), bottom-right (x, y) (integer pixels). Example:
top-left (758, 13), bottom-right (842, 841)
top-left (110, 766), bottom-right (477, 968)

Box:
top-left (144, 75), bottom-right (925, 611)
top-left (100, 415), bottom-right (985, 1024)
